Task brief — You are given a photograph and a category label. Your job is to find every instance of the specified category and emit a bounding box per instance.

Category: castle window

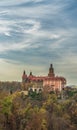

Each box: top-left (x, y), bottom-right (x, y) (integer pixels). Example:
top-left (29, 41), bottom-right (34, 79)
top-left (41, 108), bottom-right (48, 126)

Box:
top-left (39, 88), bottom-right (42, 91)
top-left (34, 89), bottom-right (37, 92)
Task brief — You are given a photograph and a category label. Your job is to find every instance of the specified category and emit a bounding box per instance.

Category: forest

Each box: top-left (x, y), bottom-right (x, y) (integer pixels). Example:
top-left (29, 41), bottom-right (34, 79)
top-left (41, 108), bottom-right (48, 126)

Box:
top-left (0, 88), bottom-right (77, 130)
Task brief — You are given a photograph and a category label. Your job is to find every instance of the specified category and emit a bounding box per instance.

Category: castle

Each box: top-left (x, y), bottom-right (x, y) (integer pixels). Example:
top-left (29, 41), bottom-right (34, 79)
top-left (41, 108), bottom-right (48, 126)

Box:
top-left (22, 64), bottom-right (66, 93)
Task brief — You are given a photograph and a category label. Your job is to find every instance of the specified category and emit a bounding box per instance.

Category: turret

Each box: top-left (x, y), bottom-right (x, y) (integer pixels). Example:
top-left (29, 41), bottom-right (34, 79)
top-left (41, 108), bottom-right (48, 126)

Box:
top-left (22, 70), bottom-right (27, 82)
top-left (29, 71), bottom-right (32, 76)
top-left (29, 71), bottom-right (34, 80)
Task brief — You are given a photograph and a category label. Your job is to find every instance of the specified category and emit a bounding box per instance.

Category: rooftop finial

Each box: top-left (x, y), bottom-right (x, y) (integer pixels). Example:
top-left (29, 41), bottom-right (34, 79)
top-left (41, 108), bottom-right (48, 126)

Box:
top-left (50, 64), bottom-right (53, 68)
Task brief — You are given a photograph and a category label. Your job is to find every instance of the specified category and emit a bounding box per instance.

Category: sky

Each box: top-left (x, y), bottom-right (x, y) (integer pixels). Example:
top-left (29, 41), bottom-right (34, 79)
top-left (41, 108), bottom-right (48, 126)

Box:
top-left (0, 0), bottom-right (77, 85)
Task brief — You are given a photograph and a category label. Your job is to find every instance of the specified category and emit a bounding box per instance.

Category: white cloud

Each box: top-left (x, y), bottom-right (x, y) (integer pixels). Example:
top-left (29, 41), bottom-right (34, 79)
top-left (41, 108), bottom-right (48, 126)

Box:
top-left (0, 38), bottom-right (42, 53)
top-left (0, 26), bottom-right (11, 36)
top-left (0, 10), bottom-right (9, 15)
top-left (32, 0), bottom-right (44, 3)
top-left (0, 0), bottom-right (44, 7)
top-left (0, 42), bottom-right (31, 53)
top-left (0, 19), bottom-right (15, 36)
top-left (20, 19), bottom-right (60, 40)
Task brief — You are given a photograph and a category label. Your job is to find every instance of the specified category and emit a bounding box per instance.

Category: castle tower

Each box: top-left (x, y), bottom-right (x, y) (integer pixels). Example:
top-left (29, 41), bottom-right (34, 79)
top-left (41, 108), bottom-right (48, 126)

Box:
top-left (29, 71), bottom-right (33, 80)
top-left (48, 64), bottom-right (55, 77)
top-left (22, 70), bottom-right (29, 91)
top-left (22, 70), bottom-right (27, 82)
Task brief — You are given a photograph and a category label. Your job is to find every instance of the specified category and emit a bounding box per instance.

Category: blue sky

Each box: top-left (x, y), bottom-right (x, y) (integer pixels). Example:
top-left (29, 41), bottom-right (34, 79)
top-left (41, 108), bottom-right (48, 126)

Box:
top-left (0, 0), bottom-right (77, 85)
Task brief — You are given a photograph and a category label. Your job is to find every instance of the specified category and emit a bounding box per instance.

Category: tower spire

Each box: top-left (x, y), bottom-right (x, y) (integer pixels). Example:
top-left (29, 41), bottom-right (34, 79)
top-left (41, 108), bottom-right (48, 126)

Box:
top-left (48, 64), bottom-right (55, 77)
top-left (23, 70), bottom-right (26, 75)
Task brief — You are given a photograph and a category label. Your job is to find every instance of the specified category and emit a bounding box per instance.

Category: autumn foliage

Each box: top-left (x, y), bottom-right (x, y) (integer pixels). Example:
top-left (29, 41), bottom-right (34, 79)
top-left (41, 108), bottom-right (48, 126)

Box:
top-left (0, 90), bottom-right (77, 130)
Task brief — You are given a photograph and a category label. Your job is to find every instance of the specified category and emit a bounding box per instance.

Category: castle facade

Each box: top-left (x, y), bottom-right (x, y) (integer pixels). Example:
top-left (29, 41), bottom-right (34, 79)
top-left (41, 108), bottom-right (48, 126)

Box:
top-left (22, 64), bottom-right (66, 92)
